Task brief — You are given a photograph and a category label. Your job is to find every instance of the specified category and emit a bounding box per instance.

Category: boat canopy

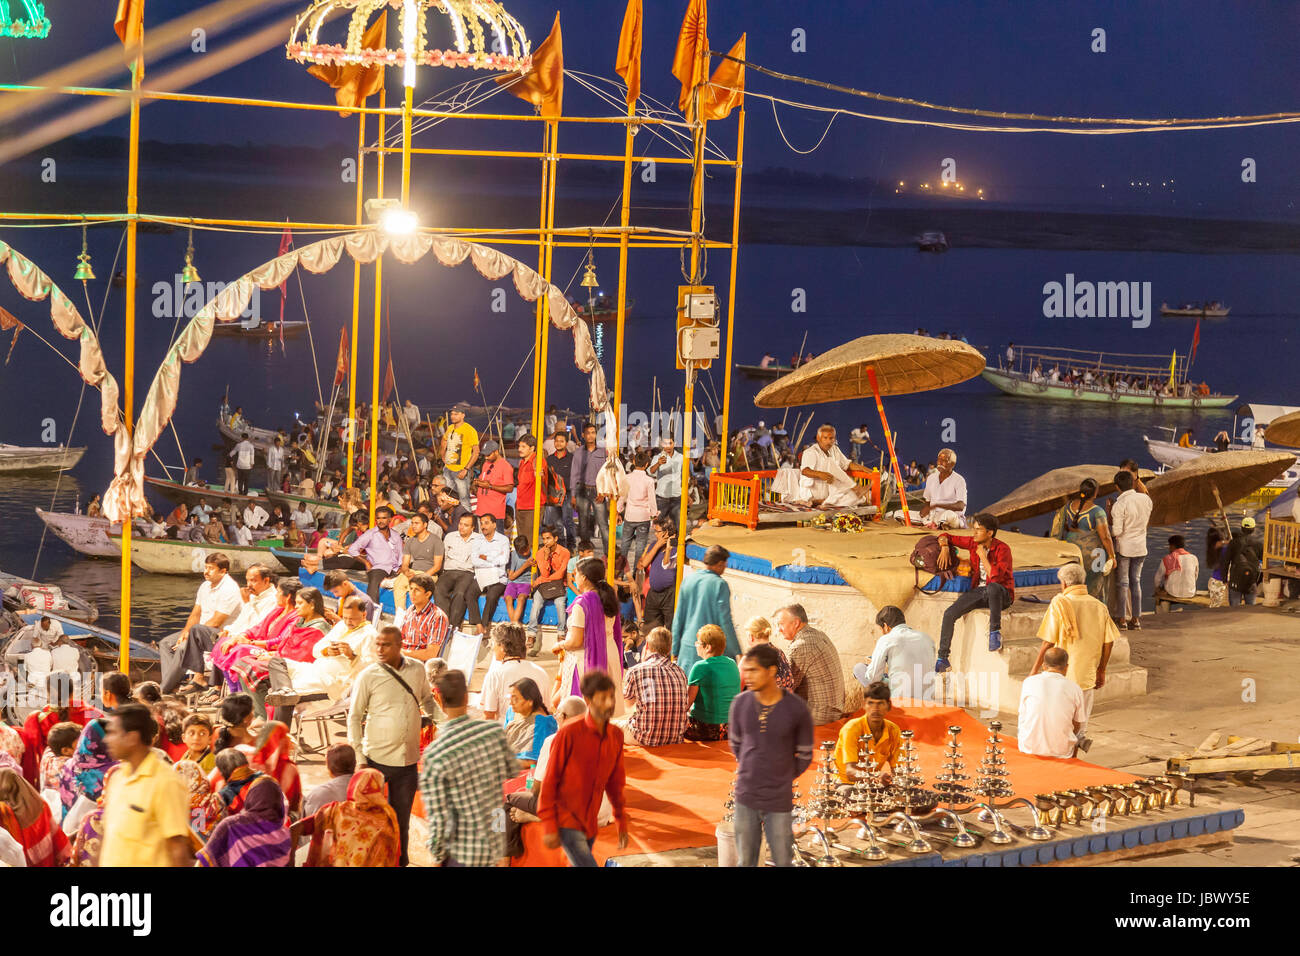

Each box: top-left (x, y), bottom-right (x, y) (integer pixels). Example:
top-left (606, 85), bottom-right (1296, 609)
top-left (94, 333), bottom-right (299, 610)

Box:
top-left (1004, 346), bottom-right (1193, 382)
top-left (1236, 404), bottom-right (1300, 427)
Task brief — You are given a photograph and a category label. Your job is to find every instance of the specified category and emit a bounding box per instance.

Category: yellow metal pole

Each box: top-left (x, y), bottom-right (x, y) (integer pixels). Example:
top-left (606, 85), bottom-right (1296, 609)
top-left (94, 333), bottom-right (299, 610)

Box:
top-left (533, 120), bottom-right (559, 549)
top-left (368, 87), bottom-right (386, 523)
top-left (118, 6), bottom-right (145, 673)
top-left (675, 91), bottom-right (708, 593)
top-left (529, 121), bottom-right (552, 551)
top-left (606, 102), bottom-right (635, 573)
top-left (401, 83), bottom-right (414, 206)
top-left (347, 111), bottom-right (365, 490)
top-left (719, 108), bottom-right (746, 469)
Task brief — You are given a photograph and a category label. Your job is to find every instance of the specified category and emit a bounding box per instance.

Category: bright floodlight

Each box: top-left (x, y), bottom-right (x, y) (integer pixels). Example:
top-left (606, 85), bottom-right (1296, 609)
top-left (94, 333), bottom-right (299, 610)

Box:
top-left (381, 207), bottom-right (419, 236)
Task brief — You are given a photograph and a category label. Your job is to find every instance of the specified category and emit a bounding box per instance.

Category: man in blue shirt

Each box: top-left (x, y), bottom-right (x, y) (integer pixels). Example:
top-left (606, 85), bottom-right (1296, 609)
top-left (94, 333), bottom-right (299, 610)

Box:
top-left (853, 605), bottom-right (936, 702)
top-left (570, 422), bottom-right (609, 553)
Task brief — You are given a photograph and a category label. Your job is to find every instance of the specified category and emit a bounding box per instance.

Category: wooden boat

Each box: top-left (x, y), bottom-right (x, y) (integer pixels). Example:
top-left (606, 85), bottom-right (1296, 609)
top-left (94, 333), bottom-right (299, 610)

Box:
top-left (1160, 302), bottom-right (1230, 318)
top-left (736, 363), bottom-right (796, 380)
top-left (34, 508), bottom-right (157, 559)
top-left (217, 416), bottom-right (287, 461)
top-left (983, 346), bottom-right (1237, 408)
top-left (107, 533), bottom-right (288, 575)
top-left (10, 610), bottom-right (160, 682)
top-left (0, 571), bottom-right (98, 623)
top-left (145, 475), bottom-right (273, 511)
top-left (0, 443), bottom-right (86, 473)
top-left (265, 489), bottom-right (346, 523)
top-left (211, 320), bottom-right (309, 339)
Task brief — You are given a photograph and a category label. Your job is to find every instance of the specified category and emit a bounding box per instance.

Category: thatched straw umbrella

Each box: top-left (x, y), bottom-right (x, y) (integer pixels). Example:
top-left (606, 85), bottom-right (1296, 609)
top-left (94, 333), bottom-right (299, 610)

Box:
top-left (982, 465), bottom-right (1157, 524)
top-left (1262, 409), bottom-right (1300, 449)
top-left (1146, 450), bottom-right (1295, 526)
top-left (753, 335), bottom-right (984, 526)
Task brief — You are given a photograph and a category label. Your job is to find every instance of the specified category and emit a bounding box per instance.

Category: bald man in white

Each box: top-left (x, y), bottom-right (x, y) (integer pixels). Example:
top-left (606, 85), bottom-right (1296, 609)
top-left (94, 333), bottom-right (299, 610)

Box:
top-left (795, 425), bottom-right (873, 508)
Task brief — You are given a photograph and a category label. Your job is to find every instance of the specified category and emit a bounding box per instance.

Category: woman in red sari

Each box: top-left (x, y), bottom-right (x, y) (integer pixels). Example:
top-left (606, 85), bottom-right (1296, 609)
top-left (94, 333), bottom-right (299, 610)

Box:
top-left (250, 721), bottom-right (302, 817)
top-left (0, 767), bottom-right (71, 866)
top-left (19, 673), bottom-right (102, 785)
top-left (227, 587), bottom-right (330, 694)
top-left (211, 579), bottom-right (303, 691)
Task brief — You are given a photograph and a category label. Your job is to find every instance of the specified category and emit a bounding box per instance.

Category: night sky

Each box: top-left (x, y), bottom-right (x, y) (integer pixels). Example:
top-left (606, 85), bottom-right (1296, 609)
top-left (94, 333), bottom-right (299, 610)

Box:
top-left (3, 0), bottom-right (1299, 214)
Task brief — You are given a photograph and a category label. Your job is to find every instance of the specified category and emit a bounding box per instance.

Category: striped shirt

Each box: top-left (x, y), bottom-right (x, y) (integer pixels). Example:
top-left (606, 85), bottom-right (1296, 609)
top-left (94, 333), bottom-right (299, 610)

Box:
top-left (419, 716), bottom-right (518, 866)
top-left (400, 599), bottom-right (450, 655)
top-left (786, 626), bottom-right (845, 725)
top-left (622, 654), bottom-right (689, 747)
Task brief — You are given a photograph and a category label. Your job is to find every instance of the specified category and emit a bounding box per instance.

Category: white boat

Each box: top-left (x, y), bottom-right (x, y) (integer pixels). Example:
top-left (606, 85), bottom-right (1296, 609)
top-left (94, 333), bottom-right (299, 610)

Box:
top-left (34, 508), bottom-right (153, 559)
top-left (917, 231), bottom-right (949, 252)
top-left (107, 533), bottom-right (289, 575)
top-left (0, 444), bottom-right (86, 473)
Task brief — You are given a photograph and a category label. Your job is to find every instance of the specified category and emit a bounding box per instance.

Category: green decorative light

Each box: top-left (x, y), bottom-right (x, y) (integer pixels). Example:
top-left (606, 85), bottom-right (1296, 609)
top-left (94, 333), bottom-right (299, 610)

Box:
top-left (0, 0), bottom-right (50, 39)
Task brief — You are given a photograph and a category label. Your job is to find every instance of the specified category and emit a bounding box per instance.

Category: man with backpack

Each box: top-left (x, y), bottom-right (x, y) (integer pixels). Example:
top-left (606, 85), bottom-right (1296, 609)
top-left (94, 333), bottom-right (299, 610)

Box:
top-left (933, 513), bottom-right (1015, 673)
top-left (1224, 516), bottom-right (1263, 606)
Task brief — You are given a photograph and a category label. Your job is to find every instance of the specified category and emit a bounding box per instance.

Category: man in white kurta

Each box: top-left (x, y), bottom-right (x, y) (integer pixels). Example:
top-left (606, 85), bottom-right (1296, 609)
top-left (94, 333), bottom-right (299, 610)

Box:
top-left (794, 425), bottom-right (872, 508)
top-left (284, 602), bottom-right (378, 701)
top-left (919, 448), bottom-right (968, 529)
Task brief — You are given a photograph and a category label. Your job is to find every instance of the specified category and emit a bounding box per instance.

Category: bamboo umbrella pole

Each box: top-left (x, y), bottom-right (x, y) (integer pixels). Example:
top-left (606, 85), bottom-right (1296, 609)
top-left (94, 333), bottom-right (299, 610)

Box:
top-left (866, 368), bottom-right (910, 526)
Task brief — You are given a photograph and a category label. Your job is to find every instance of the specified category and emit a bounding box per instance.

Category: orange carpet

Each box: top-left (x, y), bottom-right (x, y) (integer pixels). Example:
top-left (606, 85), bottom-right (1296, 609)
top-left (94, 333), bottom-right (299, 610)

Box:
top-left (512, 701), bottom-right (1139, 867)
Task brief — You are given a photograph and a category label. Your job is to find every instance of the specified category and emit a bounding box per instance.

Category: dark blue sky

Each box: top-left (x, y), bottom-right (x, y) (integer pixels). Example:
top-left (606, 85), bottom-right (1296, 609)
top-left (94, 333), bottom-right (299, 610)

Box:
top-left (3, 0), bottom-right (1298, 213)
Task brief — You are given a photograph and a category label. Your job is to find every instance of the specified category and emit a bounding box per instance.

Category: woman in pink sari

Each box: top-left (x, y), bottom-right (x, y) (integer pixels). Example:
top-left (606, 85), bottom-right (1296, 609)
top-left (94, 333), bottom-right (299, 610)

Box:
top-left (211, 580), bottom-right (303, 690)
top-left (552, 558), bottom-right (624, 714)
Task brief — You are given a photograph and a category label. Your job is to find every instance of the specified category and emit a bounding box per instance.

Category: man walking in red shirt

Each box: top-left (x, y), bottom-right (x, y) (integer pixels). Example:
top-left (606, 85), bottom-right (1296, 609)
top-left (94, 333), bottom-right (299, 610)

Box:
top-left (538, 669), bottom-right (630, 866)
top-left (934, 512), bottom-right (1015, 673)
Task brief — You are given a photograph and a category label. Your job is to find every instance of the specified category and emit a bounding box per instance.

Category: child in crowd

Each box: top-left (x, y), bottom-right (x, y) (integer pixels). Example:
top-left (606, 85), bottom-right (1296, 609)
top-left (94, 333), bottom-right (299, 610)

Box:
top-left (505, 535), bottom-right (534, 623)
top-left (182, 713), bottom-right (217, 772)
top-left (40, 721), bottom-right (82, 794)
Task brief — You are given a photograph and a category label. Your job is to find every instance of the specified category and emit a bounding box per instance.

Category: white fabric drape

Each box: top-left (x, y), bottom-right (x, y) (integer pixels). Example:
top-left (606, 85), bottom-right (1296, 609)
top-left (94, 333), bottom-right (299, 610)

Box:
top-left (102, 231), bottom-right (613, 520)
top-left (0, 240), bottom-right (126, 465)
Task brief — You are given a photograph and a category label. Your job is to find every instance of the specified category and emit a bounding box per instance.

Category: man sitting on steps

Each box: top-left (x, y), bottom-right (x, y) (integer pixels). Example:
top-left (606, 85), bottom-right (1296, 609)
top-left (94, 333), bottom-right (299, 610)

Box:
top-left (933, 512), bottom-right (1015, 673)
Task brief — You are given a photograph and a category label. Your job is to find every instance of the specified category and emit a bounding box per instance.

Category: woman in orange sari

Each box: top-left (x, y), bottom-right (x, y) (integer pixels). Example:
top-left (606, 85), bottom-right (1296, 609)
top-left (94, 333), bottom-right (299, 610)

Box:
top-left (250, 721), bottom-right (301, 816)
top-left (0, 767), bottom-right (71, 867)
top-left (302, 768), bottom-right (400, 867)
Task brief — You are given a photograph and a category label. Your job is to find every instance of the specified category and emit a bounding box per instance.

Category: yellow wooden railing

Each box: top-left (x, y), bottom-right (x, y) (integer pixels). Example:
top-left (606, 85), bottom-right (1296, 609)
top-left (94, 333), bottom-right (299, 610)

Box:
top-left (708, 469), bottom-right (882, 530)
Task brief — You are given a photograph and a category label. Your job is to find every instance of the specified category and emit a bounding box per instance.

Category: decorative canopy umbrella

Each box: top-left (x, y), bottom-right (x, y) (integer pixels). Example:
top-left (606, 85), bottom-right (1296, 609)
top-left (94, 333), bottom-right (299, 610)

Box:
top-left (753, 334), bottom-right (985, 408)
top-left (754, 334), bottom-right (984, 526)
top-left (287, 0), bottom-right (533, 77)
top-left (1145, 450), bottom-right (1295, 527)
top-left (1261, 409), bottom-right (1300, 449)
top-left (982, 464), bottom-right (1157, 524)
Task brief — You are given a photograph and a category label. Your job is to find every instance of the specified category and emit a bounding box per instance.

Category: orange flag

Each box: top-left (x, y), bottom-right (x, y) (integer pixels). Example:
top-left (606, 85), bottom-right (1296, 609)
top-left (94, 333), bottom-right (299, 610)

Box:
top-left (616, 0), bottom-right (643, 109)
top-left (307, 10), bottom-right (388, 117)
top-left (702, 33), bottom-right (745, 121)
top-left (334, 327), bottom-right (349, 388)
top-left (496, 13), bottom-right (563, 119)
top-left (671, 0), bottom-right (709, 122)
top-left (114, 0), bottom-right (143, 46)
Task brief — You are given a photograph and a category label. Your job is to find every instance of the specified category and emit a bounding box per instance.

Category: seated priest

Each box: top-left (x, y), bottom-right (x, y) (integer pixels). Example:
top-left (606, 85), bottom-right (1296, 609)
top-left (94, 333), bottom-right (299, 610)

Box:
top-left (792, 424), bottom-right (874, 508)
top-left (832, 681), bottom-right (901, 785)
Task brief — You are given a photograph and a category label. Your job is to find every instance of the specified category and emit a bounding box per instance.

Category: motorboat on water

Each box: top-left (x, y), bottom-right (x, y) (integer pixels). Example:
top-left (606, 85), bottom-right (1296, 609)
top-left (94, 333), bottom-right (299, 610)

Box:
top-left (1160, 302), bottom-right (1230, 318)
top-left (107, 533), bottom-right (290, 575)
top-left (0, 443), bottom-right (86, 473)
top-left (917, 231), bottom-right (949, 252)
top-left (1144, 404), bottom-right (1300, 503)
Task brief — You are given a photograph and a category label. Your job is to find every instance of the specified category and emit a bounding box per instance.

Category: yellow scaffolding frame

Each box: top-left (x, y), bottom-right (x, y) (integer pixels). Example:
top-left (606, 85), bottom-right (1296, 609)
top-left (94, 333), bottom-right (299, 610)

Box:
top-left (0, 19), bottom-right (747, 672)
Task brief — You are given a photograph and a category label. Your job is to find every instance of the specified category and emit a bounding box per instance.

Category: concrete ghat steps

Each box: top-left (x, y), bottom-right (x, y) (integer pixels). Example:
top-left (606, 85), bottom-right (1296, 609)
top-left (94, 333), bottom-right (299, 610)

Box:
top-left (905, 593), bottom-right (1147, 715)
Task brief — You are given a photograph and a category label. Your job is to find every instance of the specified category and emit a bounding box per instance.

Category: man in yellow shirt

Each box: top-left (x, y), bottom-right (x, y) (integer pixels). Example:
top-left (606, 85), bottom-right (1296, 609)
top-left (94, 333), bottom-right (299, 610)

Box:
top-left (440, 403), bottom-right (480, 507)
top-left (1029, 562), bottom-right (1118, 746)
top-left (833, 681), bottom-right (901, 783)
top-left (100, 703), bottom-right (193, 867)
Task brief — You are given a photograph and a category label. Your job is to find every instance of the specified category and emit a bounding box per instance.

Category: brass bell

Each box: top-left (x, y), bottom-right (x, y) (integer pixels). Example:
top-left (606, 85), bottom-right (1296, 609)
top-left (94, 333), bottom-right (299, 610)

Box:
top-left (181, 227), bottom-right (201, 284)
top-left (73, 224), bottom-right (95, 281)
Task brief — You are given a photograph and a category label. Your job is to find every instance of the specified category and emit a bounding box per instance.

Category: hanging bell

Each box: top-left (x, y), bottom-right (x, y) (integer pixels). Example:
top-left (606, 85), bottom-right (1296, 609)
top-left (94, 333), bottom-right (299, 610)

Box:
top-left (181, 228), bottom-right (201, 284)
top-left (73, 224), bottom-right (95, 281)
top-left (580, 249), bottom-right (598, 289)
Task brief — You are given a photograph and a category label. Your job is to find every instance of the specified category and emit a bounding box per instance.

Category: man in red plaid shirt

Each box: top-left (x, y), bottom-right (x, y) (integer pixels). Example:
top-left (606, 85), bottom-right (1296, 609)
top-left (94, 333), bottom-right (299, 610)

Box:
top-left (399, 572), bottom-right (451, 661)
top-left (620, 627), bottom-right (689, 747)
top-left (934, 512), bottom-right (1015, 672)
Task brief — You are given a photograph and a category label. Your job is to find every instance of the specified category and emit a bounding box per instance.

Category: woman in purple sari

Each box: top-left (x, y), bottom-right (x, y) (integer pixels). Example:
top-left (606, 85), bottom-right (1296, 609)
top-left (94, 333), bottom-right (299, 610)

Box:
top-left (195, 776), bottom-right (292, 867)
top-left (552, 558), bottom-right (625, 714)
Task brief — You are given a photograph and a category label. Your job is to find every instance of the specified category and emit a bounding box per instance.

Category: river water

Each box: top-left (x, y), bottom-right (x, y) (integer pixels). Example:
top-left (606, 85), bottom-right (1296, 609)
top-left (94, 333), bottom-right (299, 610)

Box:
top-left (0, 236), bottom-right (1293, 639)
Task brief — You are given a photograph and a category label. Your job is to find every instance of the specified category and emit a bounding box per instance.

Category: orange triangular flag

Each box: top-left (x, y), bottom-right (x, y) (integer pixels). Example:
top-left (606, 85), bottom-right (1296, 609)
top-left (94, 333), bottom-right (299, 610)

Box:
top-left (496, 13), bottom-right (564, 119)
top-left (671, 0), bottom-right (709, 122)
top-left (702, 33), bottom-right (745, 121)
top-left (616, 0), bottom-right (643, 109)
top-left (114, 0), bottom-right (143, 46)
top-left (308, 10), bottom-right (388, 117)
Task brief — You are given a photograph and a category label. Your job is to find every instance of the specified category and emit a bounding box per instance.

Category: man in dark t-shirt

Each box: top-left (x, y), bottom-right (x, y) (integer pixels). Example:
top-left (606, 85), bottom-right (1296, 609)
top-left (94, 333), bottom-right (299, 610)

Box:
top-left (545, 431), bottom-right (577, 549)
top-left (728, 644), bottom-right (813, 867)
